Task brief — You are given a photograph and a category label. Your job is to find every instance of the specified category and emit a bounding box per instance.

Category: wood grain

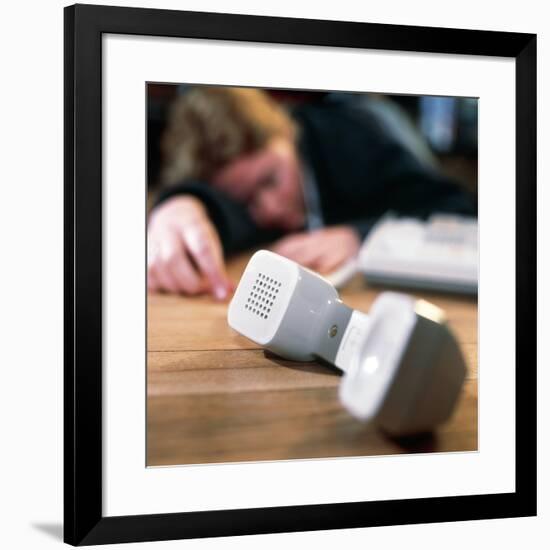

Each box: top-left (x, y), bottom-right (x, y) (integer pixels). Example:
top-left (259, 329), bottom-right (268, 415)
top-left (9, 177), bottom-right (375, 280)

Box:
top-left (147, 251), bottom-right (478, 466)
top-left (147, 381), bottom-right (478, 466)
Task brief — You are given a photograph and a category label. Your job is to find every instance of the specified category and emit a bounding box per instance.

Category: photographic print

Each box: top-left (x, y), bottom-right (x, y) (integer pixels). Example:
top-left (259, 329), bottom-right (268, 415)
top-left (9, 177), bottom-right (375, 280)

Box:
top-left (146, 84), bottom-right (479, 466)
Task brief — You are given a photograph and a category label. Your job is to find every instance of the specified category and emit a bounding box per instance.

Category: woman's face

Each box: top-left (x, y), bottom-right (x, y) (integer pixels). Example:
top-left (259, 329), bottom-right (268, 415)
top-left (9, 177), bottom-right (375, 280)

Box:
top-left (211, 138), bottom-right (306, 231)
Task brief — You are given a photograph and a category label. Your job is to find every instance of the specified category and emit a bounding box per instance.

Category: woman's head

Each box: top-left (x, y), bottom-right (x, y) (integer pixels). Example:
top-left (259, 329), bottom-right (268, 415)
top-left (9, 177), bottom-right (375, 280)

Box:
top-left (161, 86), bottom-right (305, 231)
top-left (161, 87), bottom-right (297, 184)
top-left (212, 136), bottom-right (306, 231)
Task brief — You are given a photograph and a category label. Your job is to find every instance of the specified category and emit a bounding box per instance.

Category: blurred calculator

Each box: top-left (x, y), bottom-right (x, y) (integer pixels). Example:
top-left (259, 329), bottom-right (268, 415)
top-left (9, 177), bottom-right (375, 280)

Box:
top-left (357, 214), bottom-right (478, 295)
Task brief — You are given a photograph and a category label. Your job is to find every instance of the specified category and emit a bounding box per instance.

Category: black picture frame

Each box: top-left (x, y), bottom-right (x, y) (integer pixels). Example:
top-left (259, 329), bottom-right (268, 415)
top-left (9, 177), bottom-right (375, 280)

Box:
top-left (64, 3), bottom-right (537, 545)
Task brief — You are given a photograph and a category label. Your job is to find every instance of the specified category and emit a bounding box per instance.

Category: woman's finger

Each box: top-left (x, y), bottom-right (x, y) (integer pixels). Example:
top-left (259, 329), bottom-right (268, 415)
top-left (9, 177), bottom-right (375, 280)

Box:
top-left (271, 232), bottom-right (312, 255)
top-left (149, 261), bottom-right (180, 293)
top-left (182, 222), bottom-right (231, 300)
top-left (160, 230), bottom-right (208, 295)
top-left (315, 250), bottom-right (348, 274)
top-left (168, 246), bottom-right (205, 295)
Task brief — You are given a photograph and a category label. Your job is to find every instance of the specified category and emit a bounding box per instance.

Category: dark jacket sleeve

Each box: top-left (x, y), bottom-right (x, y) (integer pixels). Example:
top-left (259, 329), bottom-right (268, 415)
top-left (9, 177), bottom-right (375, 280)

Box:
top-left (154, 181), bottom-right (283, 255)
top-left (347, 166), bottom-right (476, 240)
top-left (294, 101), bottom-right (477, 240)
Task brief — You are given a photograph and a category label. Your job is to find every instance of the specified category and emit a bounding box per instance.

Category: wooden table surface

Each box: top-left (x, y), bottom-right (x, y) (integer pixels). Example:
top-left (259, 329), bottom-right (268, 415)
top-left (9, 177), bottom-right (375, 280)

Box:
top-left (147, 252), bottom-right (478, 466)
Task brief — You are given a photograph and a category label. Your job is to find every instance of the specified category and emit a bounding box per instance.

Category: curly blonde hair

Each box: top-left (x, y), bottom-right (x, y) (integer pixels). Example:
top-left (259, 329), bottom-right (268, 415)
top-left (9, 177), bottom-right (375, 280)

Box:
top-left (160, 86), bottom-right (297, 186)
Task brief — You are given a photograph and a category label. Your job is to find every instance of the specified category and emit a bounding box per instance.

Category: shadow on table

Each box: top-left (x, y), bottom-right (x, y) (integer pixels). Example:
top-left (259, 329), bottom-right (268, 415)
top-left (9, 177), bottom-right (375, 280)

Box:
top-left (267, 349), bottom-right (439, 453)
top-left (386, 432), bottom-right (438, 453)
top-left (264, 350), bottom-right (341, 376)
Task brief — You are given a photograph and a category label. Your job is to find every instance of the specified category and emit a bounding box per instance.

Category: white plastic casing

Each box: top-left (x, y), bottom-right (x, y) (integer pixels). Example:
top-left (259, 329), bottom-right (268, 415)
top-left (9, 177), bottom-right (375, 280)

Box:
top-left (339, 293), bottom-right (417, 421)
top-left (339, 293), bottom-right (466, 435)
top-left (227, 250), bottom-right (340, 361)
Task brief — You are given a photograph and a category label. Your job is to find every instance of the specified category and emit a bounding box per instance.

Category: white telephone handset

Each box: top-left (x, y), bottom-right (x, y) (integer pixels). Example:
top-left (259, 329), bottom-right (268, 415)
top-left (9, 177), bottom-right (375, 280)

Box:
top-left (228, 250), bottom-right (466, 436)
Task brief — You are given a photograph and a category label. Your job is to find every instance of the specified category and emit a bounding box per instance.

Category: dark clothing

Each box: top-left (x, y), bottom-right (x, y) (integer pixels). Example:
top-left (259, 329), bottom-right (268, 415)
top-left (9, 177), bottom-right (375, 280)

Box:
top-left (156, 99), bottom-right (476, 255)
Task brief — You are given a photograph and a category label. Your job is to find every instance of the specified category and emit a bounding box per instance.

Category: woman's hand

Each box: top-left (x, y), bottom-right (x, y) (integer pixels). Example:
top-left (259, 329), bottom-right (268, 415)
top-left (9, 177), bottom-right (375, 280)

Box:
top-left (147, 196), bottom-right (233, 300)
top-left (271, 226), bottom-right (361, 274)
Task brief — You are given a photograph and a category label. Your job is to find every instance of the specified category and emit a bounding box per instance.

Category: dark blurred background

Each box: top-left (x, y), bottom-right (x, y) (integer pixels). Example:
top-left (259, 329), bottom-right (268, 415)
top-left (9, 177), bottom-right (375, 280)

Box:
top-left (147, 84), bottom-right (477, 202)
